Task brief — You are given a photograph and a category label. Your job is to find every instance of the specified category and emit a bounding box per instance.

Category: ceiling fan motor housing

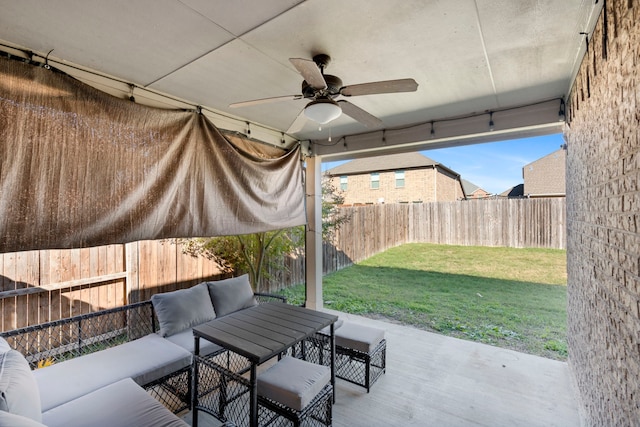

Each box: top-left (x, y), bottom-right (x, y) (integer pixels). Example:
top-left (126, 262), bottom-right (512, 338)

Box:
top-left (302, 74), bottom-right (343, 98)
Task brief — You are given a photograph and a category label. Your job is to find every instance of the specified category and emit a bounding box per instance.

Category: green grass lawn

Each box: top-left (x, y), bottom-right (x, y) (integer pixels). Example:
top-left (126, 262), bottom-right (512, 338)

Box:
top-left (279, 243), bottom-right (568, 360)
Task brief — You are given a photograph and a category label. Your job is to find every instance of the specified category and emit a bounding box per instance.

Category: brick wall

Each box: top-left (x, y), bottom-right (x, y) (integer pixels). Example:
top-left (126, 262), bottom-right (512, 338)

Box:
top-left (330, 167), bottom-right (463, 205)
top-left (436, 168), bottom-right (465, 201)
top-left (524, 148), bottom-right (567, 196)
top-left (565, 1), bottom-right (640, 425)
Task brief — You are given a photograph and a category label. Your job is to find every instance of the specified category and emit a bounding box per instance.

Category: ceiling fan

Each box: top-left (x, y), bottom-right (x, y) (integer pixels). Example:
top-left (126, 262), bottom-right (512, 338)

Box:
top-left (229, 54), bottom-right (418, 134)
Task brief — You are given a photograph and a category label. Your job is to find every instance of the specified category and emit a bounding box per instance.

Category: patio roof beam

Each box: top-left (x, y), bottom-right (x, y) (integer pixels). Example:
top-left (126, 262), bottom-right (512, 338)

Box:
top-left (309, 98), bottom-right (564, 162)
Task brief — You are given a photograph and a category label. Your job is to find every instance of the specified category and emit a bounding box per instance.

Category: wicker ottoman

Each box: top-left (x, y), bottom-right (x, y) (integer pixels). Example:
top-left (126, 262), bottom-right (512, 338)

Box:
top-left (257, 356), bottom-right (333, 427)
top-left (293, 321), bottom-right (387, 393)
top-left (333, 322), bottom-right (386, 392)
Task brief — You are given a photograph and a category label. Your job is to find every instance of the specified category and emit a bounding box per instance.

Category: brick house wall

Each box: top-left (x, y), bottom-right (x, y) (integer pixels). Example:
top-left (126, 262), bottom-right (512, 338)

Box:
top-left (462, 179), bottom-right (492, 199)
top-left (330, 166), bottom-right (463, 205)
top-left (435, 168), bottom-right (465, 201)
top-left (467, 188), bottom-right (492, 199)
top-left (523, 148), bottom-right (567, 197)
top-left (565, 1), bottom-right (640, 425)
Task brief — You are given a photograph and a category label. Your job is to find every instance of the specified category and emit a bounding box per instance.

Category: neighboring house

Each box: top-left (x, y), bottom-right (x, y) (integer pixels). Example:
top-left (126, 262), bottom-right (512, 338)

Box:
top-left (326, 152), bottom-right (465, 205)
top-left (499, 183), bottom-right (525, 198)
top-left (461, 179), bottom-right (492, 199)
top-left (523, 148), bottom-right (567, 197)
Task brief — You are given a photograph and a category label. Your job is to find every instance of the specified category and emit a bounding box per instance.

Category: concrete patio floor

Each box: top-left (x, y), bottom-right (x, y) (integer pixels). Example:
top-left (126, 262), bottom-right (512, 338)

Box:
top-left (183, 310), bottom-right (581, 427)
top-left (328, 310), bottom-right (581, 427)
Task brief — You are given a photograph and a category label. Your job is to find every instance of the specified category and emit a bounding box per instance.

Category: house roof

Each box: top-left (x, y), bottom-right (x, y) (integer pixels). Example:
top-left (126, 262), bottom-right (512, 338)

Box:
top-left (326, 152), bottom-right (457, 176)
top-left (461, 179), bottom-right (483, 196)
top-left (499, 184), bottom-right (525, 197)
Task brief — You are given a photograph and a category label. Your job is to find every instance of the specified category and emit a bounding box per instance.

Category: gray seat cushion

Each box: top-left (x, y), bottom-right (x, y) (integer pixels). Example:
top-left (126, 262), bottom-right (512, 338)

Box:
top-left (151, 282), bottom-right (217, 337)
top-left (34, 333), bottom-right (191, 411)
top-left (42, 378), bottom-right (189, 427)
top-left (335, 322), bottom-right (385, 353)
top-left (207, 274), bottom-right (257, 317)
top-left (258, 356), bottom-right (330, 411)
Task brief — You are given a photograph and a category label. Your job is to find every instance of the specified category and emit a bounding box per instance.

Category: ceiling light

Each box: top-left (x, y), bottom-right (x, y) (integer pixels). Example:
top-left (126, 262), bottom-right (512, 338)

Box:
top-left (304, 98), bottom-right (342, 124)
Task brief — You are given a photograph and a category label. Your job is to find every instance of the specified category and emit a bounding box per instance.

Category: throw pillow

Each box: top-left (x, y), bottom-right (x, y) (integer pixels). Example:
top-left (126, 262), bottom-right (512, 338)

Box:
top-left (207, 274), bottom-right (257, 317)
top-left (151, 282), bottom-right (216, 337)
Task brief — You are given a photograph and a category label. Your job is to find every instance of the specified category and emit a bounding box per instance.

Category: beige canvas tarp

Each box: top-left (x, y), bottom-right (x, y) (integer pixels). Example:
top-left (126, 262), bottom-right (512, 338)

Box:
top-left (0, 57), bottom-right (305, 253)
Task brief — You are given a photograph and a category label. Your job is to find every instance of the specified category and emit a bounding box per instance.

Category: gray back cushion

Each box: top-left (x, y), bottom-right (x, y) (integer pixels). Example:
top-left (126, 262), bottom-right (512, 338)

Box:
top-left (151, 282), bottom-right (216, 337)
top-left (0, 337), bottom-right (11, 353)
top-left (0, 411), bottom-right (47, 427)
top-left (0, 349), bottom-right (43, 422)
top-left (207, 274), bottom-right (257, 317)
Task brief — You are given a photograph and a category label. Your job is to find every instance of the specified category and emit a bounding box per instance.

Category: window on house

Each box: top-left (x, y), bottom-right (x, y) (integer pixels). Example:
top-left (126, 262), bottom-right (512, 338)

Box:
top-left (340, 176), bottom-right (348, 191)
top-left (395, 170), bottom-right (405, 188)
top-left (370, 172), bottom-right (380, 189)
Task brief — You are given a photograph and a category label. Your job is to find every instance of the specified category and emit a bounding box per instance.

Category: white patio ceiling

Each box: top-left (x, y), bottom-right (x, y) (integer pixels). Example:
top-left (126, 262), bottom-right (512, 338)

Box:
top-left (0, 0), bottom-right (602, 159)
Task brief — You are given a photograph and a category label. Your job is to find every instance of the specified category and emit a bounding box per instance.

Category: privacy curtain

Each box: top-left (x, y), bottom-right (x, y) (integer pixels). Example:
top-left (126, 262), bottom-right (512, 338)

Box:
top-left (0, 57), bottom-right (305, 253)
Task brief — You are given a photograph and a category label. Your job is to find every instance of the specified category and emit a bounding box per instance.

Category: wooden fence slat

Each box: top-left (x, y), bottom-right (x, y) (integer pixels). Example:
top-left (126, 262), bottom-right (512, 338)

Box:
top-left (2, 252), bottom-right (17, 330)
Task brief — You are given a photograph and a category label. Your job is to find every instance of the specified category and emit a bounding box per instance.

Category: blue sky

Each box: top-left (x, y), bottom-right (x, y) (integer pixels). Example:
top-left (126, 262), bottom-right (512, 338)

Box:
top-left (322, 133), bottom-right (565, 195)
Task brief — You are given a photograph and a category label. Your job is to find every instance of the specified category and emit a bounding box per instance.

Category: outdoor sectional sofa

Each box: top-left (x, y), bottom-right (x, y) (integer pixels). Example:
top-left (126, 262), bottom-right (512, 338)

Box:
top-left (0, 274), bottom-right (284, 427)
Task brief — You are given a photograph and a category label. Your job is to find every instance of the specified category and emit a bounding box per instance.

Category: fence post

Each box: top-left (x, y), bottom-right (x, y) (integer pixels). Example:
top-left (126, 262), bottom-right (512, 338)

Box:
top-left (125, 242), bottom-right (139, 304)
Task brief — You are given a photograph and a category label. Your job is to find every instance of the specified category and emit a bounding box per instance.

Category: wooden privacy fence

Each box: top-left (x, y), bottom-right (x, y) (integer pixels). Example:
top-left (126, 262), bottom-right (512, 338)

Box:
top-left (406, 197), bottom-right (566, 249)
top-left (0, 241), bottom-right (225, 332)
top-left (289, 197), bottom-right (566, 282)
top-left (1, 198), bottom-right (564, 332)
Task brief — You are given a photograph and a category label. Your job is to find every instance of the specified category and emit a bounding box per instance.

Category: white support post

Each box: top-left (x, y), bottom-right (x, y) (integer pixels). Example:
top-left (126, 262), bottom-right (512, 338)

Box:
top-left (305, 156), bottom-right (323, 310)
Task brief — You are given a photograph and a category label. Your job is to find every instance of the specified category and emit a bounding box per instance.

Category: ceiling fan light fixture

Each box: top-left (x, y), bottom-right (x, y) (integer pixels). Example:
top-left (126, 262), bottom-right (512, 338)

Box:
top-left (304, 98), bottom-right (342, 124)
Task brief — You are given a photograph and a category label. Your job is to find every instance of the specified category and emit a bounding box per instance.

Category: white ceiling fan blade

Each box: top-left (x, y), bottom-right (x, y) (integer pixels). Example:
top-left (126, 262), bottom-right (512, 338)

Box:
top-left (341, 78), bottom-right (418, 97)
top-left (229, 94), bottom-right (302, 108)
top-left (286, 109), bottom-right (308, 134)
top-left (289, 58), bottom-right (327, 90)
top-left (338, 100), bottom-right (383, 128)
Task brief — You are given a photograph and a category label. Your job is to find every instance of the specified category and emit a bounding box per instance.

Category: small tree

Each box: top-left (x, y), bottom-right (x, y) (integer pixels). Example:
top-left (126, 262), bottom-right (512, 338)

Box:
top-left (321, 173), bottom-right (349, 241)
top-left (177, 173), bottom-right (349, 291)
top-left (178, 229), bottom-right (303, 292)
